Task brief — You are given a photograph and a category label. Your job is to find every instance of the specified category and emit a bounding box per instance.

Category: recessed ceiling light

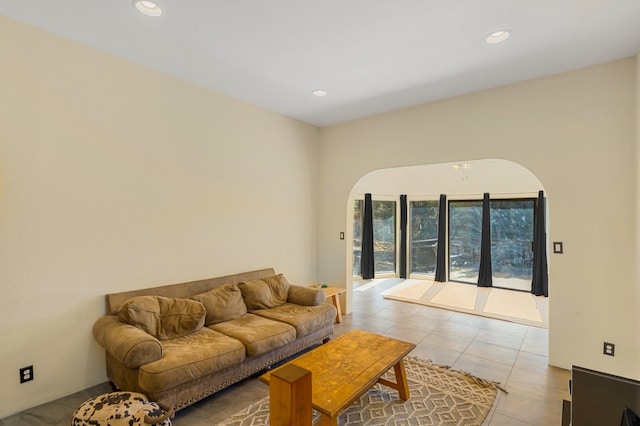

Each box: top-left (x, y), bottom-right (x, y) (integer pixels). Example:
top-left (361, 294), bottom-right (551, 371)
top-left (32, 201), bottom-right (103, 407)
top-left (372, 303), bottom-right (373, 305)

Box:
top-left (133, 0), bottom-right (164, 17)
top-left (452, 162), bottom-right (471, 170)
top-left (485, 30), bottom-right (511, 44)
top-left (312, 89), bottom-right (328, 97)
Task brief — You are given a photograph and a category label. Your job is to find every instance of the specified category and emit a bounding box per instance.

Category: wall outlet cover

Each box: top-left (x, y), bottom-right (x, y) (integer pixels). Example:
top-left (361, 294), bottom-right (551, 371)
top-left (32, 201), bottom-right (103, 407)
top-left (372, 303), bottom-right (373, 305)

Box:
top-left (20, 365), bottom-right (34, 383)
top-left (603, 342), bottom-right (615, 356)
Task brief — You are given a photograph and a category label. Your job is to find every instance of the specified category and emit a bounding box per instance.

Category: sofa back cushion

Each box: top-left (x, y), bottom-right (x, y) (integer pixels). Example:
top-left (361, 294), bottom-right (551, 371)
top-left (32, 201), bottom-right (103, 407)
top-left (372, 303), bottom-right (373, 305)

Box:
top-left (238, 274), bottom-right (290, 312)
top-left (191, 283), bottom-right (248, 325)
top-left (118, 296), bottom-right (206, 340)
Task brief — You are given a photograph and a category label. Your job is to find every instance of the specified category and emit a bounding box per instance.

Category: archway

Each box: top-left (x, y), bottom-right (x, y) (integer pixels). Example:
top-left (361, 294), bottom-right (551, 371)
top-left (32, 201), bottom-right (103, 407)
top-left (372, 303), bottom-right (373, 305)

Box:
top-left (343, 158), bottom-right (549, 323)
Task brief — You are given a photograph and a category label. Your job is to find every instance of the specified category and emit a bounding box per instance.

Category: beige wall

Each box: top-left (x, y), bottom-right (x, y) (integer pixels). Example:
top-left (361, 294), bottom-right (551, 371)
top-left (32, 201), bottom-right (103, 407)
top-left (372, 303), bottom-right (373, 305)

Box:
top-left (0, 17), bottom-right (318, 418)
top-left (317, 58), bottom-right (639, 377)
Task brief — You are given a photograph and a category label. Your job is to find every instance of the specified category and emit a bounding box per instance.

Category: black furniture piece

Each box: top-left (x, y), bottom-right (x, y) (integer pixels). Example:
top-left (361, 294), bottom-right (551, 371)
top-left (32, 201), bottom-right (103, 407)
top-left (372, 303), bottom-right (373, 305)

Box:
top-left (621, 406), bottom-right (640, 426)
top-left (571, 366), bottom-right (640, 425)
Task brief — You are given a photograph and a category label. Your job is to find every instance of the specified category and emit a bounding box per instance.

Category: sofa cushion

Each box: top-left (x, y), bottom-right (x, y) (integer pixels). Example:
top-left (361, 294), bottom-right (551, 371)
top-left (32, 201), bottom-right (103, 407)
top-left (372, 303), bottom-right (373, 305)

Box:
top-left (118, 296), bottom-right (206, 340)
top-left (238, 274), bottom-right (290, 312)
top-left (253, 303), bottom-right (337, 338)
top-left (138, 328), bottom-right (246, 393)
top-left (191, 283), bottom-right (247, 325)
top-left (209, 313), bottom-right (296, 357)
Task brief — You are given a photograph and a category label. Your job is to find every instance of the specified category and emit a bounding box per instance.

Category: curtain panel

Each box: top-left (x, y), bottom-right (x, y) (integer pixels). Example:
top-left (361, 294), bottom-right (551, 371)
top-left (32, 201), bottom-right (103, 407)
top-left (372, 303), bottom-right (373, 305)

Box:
top-left (360, 193), bottom-right (375, 279)
top-left (477, 192), bottom-right (493, 287)
top-left (399, 195), bottom-right (408, 279)
top-left (531, 190), bottom-right (549, 296)
top-left (435, 194), bottom-right (447, 282)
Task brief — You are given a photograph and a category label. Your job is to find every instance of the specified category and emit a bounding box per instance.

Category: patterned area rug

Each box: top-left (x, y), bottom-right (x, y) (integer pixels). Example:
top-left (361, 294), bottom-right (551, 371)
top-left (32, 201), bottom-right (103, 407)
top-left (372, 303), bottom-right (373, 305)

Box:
top-left (216, 356), bottom-right (503, 425)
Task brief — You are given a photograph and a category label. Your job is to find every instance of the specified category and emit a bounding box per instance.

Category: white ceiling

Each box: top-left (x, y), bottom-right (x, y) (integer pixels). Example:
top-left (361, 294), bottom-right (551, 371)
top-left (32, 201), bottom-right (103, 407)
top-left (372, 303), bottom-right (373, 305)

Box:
top-left (2, 0), bottom-right (640, 127)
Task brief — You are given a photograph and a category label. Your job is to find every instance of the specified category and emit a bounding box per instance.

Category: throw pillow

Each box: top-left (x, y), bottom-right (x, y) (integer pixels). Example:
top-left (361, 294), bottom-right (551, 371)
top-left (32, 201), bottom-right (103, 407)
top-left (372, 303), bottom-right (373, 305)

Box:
top-left (263, 274), bottom-right (290, 305)
top-left (191, 283), bottom-right (248, 325)
top-left (238, 274), bottom-right (290, 311)
top-left (118, 296), bottom-right (206, 340)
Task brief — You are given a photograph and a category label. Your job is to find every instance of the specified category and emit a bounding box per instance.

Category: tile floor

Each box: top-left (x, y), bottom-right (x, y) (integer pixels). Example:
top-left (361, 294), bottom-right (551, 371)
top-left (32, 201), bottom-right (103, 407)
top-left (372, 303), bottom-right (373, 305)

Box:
top-left (1, 280), bottom-right (570, 425)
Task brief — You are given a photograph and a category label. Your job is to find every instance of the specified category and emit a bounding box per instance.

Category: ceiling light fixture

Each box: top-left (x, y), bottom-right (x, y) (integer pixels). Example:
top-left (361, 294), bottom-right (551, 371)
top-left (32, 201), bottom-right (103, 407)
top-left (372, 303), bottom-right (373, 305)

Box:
top-left (312, 89), bottom-right (328, 97)
top-left (452, 162), bottom-right (471, 170)
top-left (485, 30), bottom-right (511, 44)
top-left (133, 0), bottom-right (164, 17)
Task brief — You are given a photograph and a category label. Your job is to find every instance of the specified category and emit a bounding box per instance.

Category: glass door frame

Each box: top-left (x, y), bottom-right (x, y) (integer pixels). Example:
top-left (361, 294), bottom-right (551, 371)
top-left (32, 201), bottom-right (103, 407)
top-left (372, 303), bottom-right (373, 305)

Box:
top-left (447, 195), bottom-right (538, 289)
top-left (351, 195), bottom-right (400, 279)
top-left (407, 196), bottom-right (440, 279)
top-left (447, 197), bottom-right (484, 285)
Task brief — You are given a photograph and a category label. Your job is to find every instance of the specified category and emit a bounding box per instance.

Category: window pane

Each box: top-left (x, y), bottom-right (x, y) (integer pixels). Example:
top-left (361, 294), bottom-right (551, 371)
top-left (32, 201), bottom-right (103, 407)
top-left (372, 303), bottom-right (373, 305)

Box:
top-left (373, 201), bottom-right (396, 274)
top-left (352, 199), bottom-right (363, 276)
top-left (410, 200), bottom-right (439, 275)
top-left (491, 199), bottom-right (535, 290)
top-left (449, 200), bottom-right (482, 283)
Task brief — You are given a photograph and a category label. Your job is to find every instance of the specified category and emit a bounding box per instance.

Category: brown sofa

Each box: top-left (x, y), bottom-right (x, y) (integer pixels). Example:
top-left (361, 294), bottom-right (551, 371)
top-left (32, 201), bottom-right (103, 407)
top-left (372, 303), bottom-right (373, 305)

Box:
top-left (92, 268), bottom-right (336, 413)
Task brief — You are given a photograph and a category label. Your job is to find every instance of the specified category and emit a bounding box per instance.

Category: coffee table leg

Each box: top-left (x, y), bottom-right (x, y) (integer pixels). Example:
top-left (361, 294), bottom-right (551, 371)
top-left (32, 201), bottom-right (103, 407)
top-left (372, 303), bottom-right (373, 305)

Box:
top-left (394, 359), bottom-right (410, 400)
top-left (319, 413), bottom-right (338, 426)
top-left (377, 358), bottom-right (411, 400)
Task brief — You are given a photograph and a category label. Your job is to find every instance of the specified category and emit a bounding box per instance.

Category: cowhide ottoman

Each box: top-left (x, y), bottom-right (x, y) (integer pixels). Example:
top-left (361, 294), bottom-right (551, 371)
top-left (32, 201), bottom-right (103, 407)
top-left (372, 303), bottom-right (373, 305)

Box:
top-left (71, 391), bottom-right (173, 425)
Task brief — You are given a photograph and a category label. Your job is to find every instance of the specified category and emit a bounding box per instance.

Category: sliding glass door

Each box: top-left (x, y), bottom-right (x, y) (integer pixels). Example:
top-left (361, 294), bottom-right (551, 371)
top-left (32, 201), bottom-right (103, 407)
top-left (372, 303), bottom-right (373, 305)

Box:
top-left (409, 200), bottom-right (439, 275)
top-left (352, 199), bottom-right (397, 276)
top-left (373, 200), bottom-right (396, 274)
top-left (490, 199), bottom-right (535, 290)
top-left (353, 195), bottom-right (536, 288)
top-left (352, 200), bottom-right (363, 276)
top-left (449, 200), bottom-right (483, 283)
top-left (449, 198), bottom-right (535, 289)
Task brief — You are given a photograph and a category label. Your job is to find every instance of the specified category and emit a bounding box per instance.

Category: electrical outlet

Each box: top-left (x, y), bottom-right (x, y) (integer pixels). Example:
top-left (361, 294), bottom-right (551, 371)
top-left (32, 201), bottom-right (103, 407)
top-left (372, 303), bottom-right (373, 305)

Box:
top-left (20, 365), bottom-right (34, 383)
top-left (603, 342), bottom-right (615, 356)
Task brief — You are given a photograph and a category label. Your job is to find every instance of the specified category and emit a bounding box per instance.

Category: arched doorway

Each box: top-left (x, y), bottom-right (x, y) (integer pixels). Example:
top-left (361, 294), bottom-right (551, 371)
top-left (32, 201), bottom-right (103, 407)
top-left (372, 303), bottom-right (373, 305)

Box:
top-left (343, 159), bottom-right (549, 327)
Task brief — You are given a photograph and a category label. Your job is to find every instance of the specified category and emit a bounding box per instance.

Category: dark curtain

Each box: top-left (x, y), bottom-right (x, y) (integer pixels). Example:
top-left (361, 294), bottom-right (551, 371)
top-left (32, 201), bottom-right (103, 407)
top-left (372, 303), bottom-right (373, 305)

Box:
top-left (477, 193), bottom-right (493, 287)
top-left (435, 194), bottom-right (447, 282)
top-left (360, 193), bottom-right (375, 279)
top-left (399, 195), bottom-right (408, 279)
top-left (531, 190), bottom-right (549, 296)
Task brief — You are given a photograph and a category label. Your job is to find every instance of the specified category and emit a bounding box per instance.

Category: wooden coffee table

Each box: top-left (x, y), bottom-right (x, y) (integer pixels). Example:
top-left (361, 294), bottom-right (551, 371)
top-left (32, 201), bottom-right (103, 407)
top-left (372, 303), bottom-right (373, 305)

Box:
top-left (260, 329), bottom-right (416, 426)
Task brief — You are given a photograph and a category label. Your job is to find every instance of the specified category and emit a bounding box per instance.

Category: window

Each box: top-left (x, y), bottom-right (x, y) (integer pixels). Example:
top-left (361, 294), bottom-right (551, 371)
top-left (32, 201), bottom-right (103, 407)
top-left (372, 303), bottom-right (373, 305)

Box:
top-left (373, 200), bottom-right (396, 274)
top-left (352, 199), bottom-right (363, 276)
top-left (448, 198), bottom-right (535, 288)
top-left (448, 200), bottom-right (483, 283)
top-left (352, 199), bottom-right (397, 276)
top-left (409, 200), bottom-right (439, 275)
top-left (490, 199), bottom-right (535, 291)
top-left (354, 195), bottom-right (535, 286)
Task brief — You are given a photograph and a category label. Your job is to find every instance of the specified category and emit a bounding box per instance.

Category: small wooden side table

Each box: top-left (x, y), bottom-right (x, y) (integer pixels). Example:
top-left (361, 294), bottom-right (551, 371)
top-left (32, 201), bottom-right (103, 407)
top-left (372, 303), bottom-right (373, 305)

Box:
top-left (321, 286), bottom-right (346, 324)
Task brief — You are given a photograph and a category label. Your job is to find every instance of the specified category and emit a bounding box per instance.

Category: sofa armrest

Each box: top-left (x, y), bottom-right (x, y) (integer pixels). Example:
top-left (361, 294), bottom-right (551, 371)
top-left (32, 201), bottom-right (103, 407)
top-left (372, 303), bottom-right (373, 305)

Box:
top-left (287, 285), bottom-right (326, 306)
top-left (93, 315), bottom-right (162, 369)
